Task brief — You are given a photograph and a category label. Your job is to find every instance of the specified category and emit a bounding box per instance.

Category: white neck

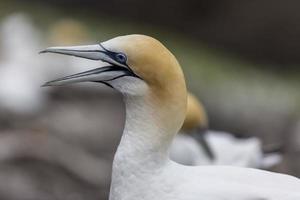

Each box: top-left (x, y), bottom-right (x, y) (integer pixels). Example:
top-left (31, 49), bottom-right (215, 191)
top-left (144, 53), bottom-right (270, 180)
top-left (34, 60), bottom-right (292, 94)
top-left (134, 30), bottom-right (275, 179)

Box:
top-left (109, 94), bottom-right (175, 200)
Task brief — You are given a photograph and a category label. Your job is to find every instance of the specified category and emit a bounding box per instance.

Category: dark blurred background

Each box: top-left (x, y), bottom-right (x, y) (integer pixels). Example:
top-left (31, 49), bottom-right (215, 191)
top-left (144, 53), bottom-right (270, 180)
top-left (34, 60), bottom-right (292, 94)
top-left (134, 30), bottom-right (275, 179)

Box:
top-left (0, 0), bottom-right (299, 199)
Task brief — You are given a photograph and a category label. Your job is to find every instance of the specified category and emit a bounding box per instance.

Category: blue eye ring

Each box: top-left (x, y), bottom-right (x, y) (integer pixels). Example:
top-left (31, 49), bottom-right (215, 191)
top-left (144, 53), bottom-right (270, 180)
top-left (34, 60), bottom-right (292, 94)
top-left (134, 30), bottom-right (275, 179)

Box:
top-left (115, 53), bottom-right (127, 63)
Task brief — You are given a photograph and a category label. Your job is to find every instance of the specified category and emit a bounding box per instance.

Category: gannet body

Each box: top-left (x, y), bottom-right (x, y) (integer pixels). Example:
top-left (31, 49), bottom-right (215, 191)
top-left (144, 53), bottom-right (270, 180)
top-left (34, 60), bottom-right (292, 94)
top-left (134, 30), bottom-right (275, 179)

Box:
top-left (42, 34), bottom-right (300, 200)
top-left (171, 130), bottom-right (282, 168)
top-left (171, 133), bottom-right (211, 165)
top-left (170, 94), bottom-right (282, 168)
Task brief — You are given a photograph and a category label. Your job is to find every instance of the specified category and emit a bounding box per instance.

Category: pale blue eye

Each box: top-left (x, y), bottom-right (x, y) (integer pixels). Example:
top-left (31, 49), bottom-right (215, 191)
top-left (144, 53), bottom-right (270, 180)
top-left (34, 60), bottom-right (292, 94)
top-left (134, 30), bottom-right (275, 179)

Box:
top-left (115, 53), bottom-right (127, 63)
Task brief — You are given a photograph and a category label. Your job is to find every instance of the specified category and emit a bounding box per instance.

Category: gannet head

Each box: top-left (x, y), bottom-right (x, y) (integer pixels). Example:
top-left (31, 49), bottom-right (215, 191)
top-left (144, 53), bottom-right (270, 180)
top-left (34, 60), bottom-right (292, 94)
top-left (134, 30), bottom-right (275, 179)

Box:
top-left (41, 34), bottom-right (187, 134)
top-left (181, 93), bottom-right (208, 131)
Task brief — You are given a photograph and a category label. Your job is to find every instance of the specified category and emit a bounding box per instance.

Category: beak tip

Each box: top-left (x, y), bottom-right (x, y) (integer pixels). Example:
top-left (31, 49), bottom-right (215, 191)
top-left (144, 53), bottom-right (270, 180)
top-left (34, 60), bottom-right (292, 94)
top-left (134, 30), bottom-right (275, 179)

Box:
top-left (39, 47), bottom-right (55, 54)
top-left (39, 50), bottom-right (48, 54)
top-left (41, 82), bottom-right (53, 87)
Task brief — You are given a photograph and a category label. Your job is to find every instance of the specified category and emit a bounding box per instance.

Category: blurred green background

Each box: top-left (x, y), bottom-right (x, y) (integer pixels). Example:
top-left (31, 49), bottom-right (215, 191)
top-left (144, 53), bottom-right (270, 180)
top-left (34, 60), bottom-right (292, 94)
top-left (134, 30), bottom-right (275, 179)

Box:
top-left (0, 0), bottom-right (299, 199)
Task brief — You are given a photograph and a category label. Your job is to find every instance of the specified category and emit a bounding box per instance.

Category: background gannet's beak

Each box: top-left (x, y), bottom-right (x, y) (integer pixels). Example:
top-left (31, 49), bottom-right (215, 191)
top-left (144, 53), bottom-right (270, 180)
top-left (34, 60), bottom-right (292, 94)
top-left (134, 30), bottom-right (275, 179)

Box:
top-left (40, 44), bottom-right (136, 87)
top-left (192, 128), bottom-right (215, 160)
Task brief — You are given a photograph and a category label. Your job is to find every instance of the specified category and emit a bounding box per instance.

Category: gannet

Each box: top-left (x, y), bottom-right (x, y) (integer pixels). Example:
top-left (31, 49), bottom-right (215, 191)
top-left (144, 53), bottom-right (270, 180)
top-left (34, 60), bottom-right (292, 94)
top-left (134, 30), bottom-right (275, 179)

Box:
top-left (41, 34), bottom-right (300, 200)
top-left (0, 15), bottom-right (89, 114)
top-left (182, 93), bottom-right (208, 132)
top-left (0, 14), bottom-right (46, 114)
top-left (170, 93), bottom-right (282, 168)
top-left (170, 93), bottom-right (215, 165)
top-left (48, 19), bottom-right (89, 46)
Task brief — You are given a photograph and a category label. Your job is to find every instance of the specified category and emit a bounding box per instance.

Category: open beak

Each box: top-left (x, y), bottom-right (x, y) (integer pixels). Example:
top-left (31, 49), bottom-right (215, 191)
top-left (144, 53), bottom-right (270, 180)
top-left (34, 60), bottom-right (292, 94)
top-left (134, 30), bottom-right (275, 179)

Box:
top-left (42, 65), bottom-right (132, 87)
top-left (40, 44), bottom-right (135, 87)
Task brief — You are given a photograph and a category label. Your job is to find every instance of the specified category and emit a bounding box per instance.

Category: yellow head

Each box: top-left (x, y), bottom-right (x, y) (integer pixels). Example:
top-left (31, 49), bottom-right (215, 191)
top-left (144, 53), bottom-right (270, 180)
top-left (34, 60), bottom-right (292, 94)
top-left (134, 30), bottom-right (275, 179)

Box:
top-left (102, 35), bottom-right (183, 89)
top-left (181, 93), bottom-right (208, 132)
top-left (42, 34), bottom-right (187, 134)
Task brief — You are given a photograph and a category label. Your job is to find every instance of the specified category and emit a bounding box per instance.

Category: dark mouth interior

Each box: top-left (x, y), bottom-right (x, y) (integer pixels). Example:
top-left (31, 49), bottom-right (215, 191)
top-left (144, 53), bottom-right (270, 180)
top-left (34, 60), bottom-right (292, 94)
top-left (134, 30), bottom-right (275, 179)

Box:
top-left (91, 65), bottom-right (137, 88)
top-left (44, 65), bottom-right (139, 87)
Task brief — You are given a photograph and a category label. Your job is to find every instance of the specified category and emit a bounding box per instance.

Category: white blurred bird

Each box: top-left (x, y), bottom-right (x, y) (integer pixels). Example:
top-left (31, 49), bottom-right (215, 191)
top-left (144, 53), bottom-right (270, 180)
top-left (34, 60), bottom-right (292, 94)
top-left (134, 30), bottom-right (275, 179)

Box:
top-left (41, 34), bottom-right (300, 200)
top-left (0, 14), bottom-right (46, 114)
top-left (170, 93), bottom-right (282, 168)
top-left (0, 15), bottom-right (97, 114)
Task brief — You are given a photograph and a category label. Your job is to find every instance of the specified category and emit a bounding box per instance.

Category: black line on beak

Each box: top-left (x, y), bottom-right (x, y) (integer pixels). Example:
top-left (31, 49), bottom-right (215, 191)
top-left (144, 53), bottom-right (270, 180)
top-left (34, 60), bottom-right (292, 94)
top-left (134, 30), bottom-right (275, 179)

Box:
top-left (93, 81), bottom-right (114, 88)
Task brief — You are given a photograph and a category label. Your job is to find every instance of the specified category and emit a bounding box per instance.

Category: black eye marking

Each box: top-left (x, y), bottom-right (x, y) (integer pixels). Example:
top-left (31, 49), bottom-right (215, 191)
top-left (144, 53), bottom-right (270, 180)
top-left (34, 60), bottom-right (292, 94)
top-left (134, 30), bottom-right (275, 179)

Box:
top-left (98, 43), bottom-right (142, 79)
top-left (115, 53), bottom-right (127, 63)
top-left (99, 44), bottom-right (127, 64)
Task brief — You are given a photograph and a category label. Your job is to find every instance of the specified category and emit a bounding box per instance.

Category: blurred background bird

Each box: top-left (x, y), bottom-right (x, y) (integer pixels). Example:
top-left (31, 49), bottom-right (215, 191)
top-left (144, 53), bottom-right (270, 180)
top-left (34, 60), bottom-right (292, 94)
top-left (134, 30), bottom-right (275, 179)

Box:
top-left (170, 93), bottom-right (283, 168)
top-left (0, 0), bottom-right (299, 199)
